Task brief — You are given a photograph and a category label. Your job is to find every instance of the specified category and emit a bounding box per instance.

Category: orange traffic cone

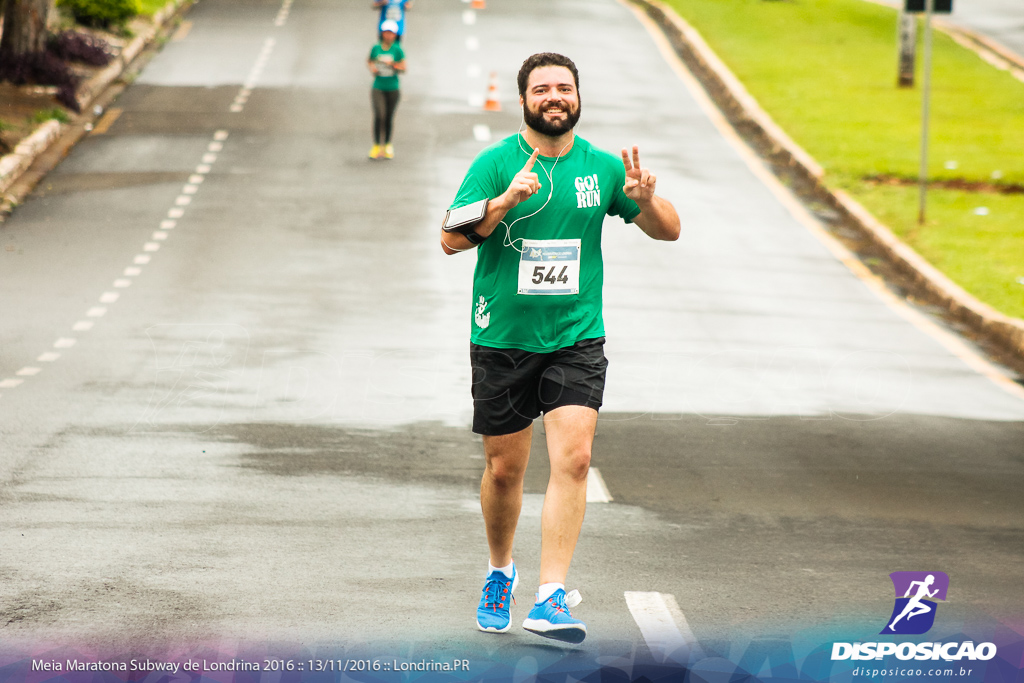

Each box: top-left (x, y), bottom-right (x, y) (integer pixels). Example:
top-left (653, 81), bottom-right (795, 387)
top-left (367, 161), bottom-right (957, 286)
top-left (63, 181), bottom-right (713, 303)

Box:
top-left (471, 0), bottom-right (485, 8)
top-left (483, 72), bottom-right (501, 111)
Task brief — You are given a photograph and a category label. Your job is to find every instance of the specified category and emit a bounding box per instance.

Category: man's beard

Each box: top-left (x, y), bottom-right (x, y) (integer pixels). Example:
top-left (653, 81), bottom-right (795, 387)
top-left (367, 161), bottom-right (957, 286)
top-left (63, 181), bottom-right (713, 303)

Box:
top-left (523, 99), bottom-right (581, 137)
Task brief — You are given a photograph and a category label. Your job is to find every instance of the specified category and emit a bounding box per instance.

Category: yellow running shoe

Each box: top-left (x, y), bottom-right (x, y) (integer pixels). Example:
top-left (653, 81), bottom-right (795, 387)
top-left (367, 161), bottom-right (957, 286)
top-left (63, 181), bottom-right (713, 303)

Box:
top-left (368, 144), bottom-right (381, 159)
top-left (384, 144), bottom-right (395, 159)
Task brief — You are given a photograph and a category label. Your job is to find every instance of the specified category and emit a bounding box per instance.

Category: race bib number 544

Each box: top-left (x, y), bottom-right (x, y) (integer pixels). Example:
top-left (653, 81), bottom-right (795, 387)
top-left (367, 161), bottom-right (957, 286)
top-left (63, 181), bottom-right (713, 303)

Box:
top-left (517, 239), bottom-right (581, 295)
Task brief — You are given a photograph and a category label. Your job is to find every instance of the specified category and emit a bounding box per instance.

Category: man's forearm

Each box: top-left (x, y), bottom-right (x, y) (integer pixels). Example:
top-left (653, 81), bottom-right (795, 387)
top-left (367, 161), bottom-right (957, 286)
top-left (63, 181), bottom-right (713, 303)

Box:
top-left (633, 195), bottom-right (680, 241)
top-left (440, 194), bottom-right (513, 254)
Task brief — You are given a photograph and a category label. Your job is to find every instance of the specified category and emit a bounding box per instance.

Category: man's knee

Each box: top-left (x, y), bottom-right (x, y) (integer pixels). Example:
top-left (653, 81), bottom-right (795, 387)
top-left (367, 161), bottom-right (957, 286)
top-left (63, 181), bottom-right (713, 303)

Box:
top-left (485, 456), bottom-right (528, 489)
top-left (554, 443), bottom-right (591, 481)
top-left (483, 431), bottom-right (532, 488)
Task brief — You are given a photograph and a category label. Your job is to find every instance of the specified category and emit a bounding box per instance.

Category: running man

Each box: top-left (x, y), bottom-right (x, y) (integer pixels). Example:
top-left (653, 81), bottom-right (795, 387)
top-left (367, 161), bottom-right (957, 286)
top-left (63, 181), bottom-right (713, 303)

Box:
top-left (889, 574), bottom-right (939, 631)
top-left (441, 53), bottom-right (680, 643)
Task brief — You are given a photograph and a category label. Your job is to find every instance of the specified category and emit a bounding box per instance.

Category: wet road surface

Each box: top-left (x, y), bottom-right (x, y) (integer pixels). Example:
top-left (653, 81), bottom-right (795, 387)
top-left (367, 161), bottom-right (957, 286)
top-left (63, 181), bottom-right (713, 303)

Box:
top-left (1, 0), bottom-right (1022, 665)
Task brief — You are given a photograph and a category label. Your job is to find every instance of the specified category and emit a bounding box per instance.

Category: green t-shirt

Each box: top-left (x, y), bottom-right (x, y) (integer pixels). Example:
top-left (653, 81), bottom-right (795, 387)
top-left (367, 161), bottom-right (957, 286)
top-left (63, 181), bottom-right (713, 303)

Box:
top-left (369, 43), bottom-right (404, 91)
top-left (449, 134), bottom-right (641, 352)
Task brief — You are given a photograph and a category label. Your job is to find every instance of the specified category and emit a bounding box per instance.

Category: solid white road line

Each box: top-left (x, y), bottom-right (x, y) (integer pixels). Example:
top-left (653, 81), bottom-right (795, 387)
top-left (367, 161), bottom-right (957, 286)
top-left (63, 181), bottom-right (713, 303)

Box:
top-left (586, 467), bottom-right (613, 503)
top-left (625, 591), bottom-right (703, 662)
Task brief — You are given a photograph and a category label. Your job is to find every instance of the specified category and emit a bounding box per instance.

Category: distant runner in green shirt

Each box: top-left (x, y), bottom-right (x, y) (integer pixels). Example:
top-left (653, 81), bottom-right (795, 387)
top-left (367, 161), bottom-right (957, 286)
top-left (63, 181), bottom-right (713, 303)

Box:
top-left (366, 20), bottom-right (405, 160)
top-left (441, 52), bottom-right (681, 644)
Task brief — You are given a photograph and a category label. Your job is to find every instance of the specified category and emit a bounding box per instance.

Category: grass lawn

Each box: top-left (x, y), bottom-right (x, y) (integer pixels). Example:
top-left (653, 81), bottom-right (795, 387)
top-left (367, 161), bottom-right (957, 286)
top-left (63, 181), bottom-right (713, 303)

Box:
top-left (135, 0), bottom-right (170, 16)
top-left (662, 0), bottom-right (1024, 319)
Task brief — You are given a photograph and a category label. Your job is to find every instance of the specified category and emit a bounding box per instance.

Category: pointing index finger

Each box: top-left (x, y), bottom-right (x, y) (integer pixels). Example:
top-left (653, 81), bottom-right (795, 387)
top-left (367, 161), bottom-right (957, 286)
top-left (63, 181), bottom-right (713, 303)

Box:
top-left (523, 147), bottom-right (540, 172)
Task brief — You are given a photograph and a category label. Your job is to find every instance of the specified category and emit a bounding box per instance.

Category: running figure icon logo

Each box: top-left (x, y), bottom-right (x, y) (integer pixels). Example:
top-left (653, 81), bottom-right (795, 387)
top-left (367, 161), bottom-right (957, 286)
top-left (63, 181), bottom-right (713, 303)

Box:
top-left (881, 571), bottom-right (949, 635)
top-left (475, 296), bottom-right (490, 329)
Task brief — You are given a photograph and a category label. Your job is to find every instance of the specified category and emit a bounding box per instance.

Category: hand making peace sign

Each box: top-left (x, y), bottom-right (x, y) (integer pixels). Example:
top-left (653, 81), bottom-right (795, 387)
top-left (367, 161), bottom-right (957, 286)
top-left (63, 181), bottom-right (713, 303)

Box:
top-left (621, 145), bottom-right (656, 203)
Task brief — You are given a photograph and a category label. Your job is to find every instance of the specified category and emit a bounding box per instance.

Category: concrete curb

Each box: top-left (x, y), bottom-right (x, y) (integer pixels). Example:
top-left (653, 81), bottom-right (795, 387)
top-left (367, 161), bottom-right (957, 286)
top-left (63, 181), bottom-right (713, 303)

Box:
top-left (0, 0), bottom-right (189, 200)
top-left (630, 0), bottom-right (1024, 367)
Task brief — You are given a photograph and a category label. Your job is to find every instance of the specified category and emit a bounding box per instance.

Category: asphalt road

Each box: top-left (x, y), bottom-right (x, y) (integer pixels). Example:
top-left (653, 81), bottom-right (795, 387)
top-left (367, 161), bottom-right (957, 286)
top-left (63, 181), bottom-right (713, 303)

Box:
top-left (1, 0), bottom-right (1023, 672)
top-left (946, 0), bottom-right (1024, 58)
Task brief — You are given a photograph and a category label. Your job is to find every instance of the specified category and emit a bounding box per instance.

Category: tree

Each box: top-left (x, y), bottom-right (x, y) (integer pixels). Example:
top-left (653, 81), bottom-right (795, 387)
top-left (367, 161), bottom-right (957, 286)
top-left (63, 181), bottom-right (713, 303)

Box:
top-left (896, 9), bottom-right (917, 88)
top-left (0, 0), bottom-right (52, 78)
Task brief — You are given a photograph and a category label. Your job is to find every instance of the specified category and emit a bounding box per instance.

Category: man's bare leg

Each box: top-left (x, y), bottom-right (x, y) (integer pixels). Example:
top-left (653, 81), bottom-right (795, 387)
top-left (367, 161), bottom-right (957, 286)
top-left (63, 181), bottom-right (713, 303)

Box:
top-left (539, 405), bottom-right (597, 584)
top-left (480, 425), bottom-right (533, 567)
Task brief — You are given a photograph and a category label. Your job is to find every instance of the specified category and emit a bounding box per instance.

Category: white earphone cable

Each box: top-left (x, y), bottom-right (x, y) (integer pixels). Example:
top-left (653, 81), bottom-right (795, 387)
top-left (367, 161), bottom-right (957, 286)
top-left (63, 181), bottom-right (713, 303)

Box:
top-left (500, 121), bottom-right (576, 254)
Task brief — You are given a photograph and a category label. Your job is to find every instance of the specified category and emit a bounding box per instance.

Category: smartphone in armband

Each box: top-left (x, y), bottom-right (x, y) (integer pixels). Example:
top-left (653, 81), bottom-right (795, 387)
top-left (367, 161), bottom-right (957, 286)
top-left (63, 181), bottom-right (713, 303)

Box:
top-left (443, 198), bottom-right (488, 234)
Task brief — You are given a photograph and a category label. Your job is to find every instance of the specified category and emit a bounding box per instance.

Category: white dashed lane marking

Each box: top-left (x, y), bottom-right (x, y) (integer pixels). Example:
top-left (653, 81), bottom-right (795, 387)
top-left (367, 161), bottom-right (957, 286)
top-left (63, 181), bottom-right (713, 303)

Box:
top-left (274, 0), bottom-right (293, 27)
top-left (472, 124), bottom-right (491, 142)
top-left (232, 38), bottom-right (276, 112)
top-left (0, 130), bottom-right (228, 400)
top-left (625, 591), bottom-right (703, 662)
top-left (586, 467), bottom-right (613, 503)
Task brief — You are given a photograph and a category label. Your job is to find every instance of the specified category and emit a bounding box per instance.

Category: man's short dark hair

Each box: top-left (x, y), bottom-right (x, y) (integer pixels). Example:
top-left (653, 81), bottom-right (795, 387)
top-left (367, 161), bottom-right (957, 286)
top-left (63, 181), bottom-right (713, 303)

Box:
top-left (517, 53), bottom-right (580, 98)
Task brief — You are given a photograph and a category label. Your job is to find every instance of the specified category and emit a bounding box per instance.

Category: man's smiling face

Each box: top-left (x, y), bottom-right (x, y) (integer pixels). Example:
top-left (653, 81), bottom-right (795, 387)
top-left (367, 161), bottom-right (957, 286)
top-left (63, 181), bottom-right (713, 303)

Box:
top-left (521, 65), bottom-right (581, 137)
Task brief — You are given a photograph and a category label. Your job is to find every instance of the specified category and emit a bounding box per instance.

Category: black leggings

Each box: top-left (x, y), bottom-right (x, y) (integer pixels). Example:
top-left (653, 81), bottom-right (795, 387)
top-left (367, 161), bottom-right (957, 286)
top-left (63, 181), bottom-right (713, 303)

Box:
top-left (371, 88), bottom-right (400, 144)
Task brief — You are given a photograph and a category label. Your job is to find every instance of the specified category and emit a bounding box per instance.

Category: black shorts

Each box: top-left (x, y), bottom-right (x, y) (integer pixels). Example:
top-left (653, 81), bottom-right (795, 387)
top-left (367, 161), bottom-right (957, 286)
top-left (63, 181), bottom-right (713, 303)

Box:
top-left (470, 337), bottom-right (608, 436)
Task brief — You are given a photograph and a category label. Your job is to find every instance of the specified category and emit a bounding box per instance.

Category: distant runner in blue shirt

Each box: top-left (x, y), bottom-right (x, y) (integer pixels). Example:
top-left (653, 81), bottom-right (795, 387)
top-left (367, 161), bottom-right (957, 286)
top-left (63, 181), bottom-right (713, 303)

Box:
top-left (373, 0), bottom-right (412, 41)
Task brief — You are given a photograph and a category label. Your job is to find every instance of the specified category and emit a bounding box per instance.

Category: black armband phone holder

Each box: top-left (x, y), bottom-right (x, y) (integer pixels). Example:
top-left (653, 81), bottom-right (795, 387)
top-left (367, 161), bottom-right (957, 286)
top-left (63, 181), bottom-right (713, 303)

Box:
top-left (443, 198), bottom-right (488, 235)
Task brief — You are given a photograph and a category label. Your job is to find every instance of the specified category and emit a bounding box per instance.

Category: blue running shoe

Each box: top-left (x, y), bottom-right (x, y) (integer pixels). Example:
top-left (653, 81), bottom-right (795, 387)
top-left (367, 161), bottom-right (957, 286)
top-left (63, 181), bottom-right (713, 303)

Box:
top-left (476, 566), bottom-right (518, 633)
top-left (522, 588), bottom-right (587, 644)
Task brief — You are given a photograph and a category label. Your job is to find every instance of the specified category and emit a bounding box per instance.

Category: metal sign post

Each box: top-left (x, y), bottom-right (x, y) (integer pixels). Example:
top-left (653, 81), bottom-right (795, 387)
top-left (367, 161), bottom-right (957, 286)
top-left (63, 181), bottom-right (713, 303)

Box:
top-left (917, 0), bottom-right (934, 225)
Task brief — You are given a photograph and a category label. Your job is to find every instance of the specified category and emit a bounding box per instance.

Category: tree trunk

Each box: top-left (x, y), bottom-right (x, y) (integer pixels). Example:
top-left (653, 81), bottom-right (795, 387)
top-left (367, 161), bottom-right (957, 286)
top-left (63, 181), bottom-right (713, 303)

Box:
top-left (0, 0), bottom-right (51, 66)
top-left (897, 9), bottom-right (917, 88)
